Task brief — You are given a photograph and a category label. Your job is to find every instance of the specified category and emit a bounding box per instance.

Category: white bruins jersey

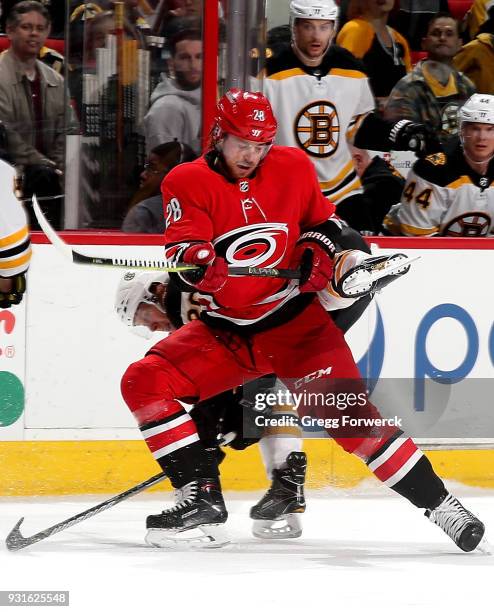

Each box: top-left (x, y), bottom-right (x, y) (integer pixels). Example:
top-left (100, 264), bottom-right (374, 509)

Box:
top-left (262, 46), bottom-right (375, 204)
top-left (386, 148), bottom-right (494, 237)
top-left (0, 159), bottom-right (31, 276)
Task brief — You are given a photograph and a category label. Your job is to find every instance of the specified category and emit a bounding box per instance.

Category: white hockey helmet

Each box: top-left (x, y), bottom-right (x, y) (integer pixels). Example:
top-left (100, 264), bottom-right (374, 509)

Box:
top-left (115, 271), bottom-right (169, 327)
top-left (458, 94), bottom-right (494, 128)
top-left (290, 0), bottom-right (339, 22)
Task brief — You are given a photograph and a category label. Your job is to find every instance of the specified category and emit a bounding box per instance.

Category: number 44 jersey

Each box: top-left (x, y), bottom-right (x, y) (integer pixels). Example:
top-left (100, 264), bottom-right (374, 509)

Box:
top-left (385, 146), bottom-right (494, 237)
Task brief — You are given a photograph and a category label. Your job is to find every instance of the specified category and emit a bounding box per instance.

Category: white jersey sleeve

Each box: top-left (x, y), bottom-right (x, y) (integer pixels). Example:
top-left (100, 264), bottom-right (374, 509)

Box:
top-left (0, 159), bottom-right (31, 277)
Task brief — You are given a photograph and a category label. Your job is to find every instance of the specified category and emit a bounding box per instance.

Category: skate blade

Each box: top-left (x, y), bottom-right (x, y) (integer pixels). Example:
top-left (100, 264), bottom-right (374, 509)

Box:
top-left (341, 254), bottom-right (418, 297)
top-left (145, 524), bottom-right (231, 550)
top-left (475, 536), bottom-right (492, 555)
top-left (252, 515), bottom-right (303, 540)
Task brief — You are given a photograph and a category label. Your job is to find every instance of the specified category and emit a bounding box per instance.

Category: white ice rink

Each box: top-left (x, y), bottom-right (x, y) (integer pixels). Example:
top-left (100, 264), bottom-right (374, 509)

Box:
top-left (1, 483), bottom-right (493, 612)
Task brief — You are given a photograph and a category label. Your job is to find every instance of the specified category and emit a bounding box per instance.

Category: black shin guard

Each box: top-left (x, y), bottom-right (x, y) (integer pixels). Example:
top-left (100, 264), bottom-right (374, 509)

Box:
top-left (157, 441), bottom-right (220, 489)
top-left (390, 455), bottom-right (447, 509)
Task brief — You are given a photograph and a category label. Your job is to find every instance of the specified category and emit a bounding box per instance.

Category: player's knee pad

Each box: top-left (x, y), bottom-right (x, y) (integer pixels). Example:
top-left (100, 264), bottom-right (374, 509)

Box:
top-left (121, 354), bottom-right (179, 422)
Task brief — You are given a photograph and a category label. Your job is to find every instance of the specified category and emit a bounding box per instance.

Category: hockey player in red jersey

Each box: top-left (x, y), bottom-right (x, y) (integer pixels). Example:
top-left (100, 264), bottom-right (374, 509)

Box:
top-left (121, 89), bottom-right (485, 552)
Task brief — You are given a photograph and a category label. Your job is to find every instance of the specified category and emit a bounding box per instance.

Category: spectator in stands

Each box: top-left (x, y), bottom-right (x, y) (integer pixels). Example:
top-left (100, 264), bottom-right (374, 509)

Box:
top-left (384, 13), bottom-right (475, 153)
top-left (384, 94), bottom-right (494, 237)
top-left (454, 7), bottom-right (494, 94)
top-left (336, 0), bottom-right (412, 111)
top-left (0, 1), bottom-right (77, 230)
top-left (464, 0), bottom-right (494, 41)
top-left (122, 141), bottom-right (196, 233)
top-left (1, 0), bottom-right (64, 37)
top-left (389, 0), bottom-right (449, 50)
top-left (154, 0), bottom-right (201, 39)
top-left (68, 9), bottom-right (115, 117)
top-left (349, 145), bottom-right (405, 231)
top-left (143, 28), bottom-right (202, 155)
top-left (70, 0), bottom-right (149, 46)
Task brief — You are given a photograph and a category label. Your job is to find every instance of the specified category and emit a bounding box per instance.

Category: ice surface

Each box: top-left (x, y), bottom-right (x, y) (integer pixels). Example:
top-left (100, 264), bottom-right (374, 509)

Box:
top-left (1, 484), bottom-right (493, 612)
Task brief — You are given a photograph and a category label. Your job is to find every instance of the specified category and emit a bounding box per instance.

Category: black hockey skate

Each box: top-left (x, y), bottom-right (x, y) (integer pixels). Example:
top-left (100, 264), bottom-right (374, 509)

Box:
top-left (145, 478), bottom-right (230, 549)
top-left (250, 451), bottom-right (306, 539)
top-left (425, 493), bottom-right (486, 552)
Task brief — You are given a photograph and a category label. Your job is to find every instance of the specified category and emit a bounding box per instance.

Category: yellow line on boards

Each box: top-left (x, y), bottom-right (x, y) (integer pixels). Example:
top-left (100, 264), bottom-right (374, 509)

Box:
top-left (0, 440), bottom-right (493, 495)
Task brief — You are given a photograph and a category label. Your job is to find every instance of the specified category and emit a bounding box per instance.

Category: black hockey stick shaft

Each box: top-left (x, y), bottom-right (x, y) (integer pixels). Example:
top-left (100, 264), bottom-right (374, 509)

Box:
top-left (33, 197), bottom-right (301, 279)
top-left (72, 251), bottom-right (301, 278)
top-left (5, 472), bottom-right (167, 551)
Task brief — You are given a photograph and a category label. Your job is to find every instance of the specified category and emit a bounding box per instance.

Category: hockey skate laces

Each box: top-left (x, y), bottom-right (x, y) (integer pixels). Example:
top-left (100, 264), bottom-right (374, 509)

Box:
top-left (430, 495), bottom-right (478, 541)
top-left (164, 482), bottom-right (198, 513)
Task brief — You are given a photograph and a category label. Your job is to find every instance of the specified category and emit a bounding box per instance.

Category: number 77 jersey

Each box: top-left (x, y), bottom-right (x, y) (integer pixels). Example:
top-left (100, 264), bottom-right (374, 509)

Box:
top-left (385, 148), bottom-right (494, 237)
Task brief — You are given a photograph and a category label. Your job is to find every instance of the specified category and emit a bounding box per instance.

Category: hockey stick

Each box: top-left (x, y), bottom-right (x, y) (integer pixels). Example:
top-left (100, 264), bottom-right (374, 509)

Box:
top-left (32, 197), bottom-right (301, 279)
top-left (5, 472), bottom-right (167, 551)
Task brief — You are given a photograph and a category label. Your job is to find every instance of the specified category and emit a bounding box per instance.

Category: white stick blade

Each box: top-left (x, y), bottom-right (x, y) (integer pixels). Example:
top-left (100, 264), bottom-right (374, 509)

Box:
top-left (32, 195), bottom-right (73, 260)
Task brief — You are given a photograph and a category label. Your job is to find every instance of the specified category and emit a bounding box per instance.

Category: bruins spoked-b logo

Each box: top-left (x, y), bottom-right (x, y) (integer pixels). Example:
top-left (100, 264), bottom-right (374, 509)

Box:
top-left (442, 212), bottom-right (491, 237)
top-left (294, 101), bottom-right (340, 158)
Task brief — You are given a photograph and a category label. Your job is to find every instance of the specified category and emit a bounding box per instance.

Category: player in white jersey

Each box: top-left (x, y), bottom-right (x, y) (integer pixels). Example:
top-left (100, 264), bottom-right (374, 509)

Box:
top-left (261, 0), bottom-right (441, 233)
top-left (385, 94), bottom-right (494, 236)
top-left (0, 158), bottom-right (31, 308)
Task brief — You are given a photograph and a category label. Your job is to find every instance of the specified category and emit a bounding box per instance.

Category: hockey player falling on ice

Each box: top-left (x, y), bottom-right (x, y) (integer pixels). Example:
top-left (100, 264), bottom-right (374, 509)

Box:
top-left (0, 158), bottom-right (31, 308)
top-left (262, 0), bottom-right (442, 233)
top-left (115, 234), bottom-right (389, 540)
top-left (385, 93), bottom-right (494, 236)
top-left (120, 89), bottom-right (485, 551)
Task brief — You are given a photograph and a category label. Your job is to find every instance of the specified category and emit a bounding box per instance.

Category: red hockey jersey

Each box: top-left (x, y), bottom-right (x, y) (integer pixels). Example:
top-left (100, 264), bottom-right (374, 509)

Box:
top-left (163, 146), bottom-right (336, 328)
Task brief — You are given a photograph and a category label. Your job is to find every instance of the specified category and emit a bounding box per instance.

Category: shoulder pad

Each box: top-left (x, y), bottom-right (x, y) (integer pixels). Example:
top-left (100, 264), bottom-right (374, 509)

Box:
top-left (413, 150), bottom-right (460, 186)
top-left (325, 45), bottom-right (368, 75)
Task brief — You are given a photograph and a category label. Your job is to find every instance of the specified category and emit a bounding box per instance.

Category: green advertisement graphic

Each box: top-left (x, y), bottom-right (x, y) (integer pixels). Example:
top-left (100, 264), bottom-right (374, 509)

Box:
top-left (0, 371), bottom-right (24, 426)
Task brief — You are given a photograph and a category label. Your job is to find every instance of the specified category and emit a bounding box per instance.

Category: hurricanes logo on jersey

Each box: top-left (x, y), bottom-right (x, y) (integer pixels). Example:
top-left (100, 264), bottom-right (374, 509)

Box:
top-left (213, 223), bottom-right (289, 268)
top-left (294, 101), bottom-right (340, 158)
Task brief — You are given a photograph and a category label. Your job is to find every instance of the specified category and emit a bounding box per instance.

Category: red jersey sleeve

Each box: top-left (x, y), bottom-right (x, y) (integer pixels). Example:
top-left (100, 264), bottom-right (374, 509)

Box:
top-left (162, 162), bottom-right (214, 259)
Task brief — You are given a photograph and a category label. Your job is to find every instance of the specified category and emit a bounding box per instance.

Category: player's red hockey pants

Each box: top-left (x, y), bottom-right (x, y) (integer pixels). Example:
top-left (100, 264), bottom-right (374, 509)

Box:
top-left (121, 299), bottom-right (422, 485)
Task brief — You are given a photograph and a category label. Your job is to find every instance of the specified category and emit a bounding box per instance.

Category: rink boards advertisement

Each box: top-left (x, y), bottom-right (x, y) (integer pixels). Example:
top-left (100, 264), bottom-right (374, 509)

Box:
top-left (0, 235), bottom-right (493, 493)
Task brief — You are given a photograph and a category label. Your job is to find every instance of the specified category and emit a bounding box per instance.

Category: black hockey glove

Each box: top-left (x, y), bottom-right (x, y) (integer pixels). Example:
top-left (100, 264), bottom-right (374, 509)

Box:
top-left (0, 273), bottom-right (26, 309)
top-left (389, 120), bottom-right (442, 157)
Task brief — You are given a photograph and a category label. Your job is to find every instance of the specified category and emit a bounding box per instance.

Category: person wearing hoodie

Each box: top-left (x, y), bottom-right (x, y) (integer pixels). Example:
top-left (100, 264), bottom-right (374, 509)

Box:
top-left (143, 28), bottom-right (202, 155)
top-left (454, 8), bottom-right (494, 95)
